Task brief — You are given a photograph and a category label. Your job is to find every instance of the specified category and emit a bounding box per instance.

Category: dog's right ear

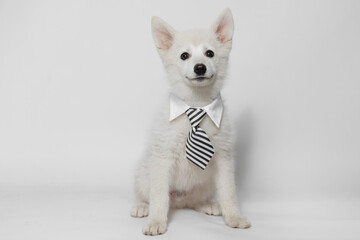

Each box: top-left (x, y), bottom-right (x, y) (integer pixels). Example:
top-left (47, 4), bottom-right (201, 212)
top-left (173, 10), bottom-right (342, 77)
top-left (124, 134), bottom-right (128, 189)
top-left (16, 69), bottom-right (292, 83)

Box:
top-left (211, 8), bottom-right (234, 50)
top-left (151, 16), bottom-right (176, 51)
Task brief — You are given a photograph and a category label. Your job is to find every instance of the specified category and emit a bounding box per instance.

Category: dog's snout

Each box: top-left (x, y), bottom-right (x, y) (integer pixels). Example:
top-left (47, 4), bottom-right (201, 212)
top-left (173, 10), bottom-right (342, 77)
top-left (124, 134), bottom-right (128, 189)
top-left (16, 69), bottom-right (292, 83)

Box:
top-left (194, 64), bottom-right (207, 76)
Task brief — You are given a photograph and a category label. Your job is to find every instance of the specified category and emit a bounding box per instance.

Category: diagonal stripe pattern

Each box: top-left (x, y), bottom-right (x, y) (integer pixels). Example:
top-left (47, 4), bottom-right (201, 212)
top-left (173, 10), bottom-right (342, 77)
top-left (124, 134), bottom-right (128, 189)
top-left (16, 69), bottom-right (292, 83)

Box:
top-left (185, 108), bottom-right (215, 170)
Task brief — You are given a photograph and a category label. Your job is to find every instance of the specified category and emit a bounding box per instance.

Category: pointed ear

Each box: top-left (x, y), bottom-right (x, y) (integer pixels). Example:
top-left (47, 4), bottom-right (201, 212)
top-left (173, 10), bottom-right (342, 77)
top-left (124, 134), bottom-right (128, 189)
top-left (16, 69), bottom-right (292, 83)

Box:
top-left (210, 8), bottom-right (234, 45)
top-left (151, 16), bottom-right (176, 50)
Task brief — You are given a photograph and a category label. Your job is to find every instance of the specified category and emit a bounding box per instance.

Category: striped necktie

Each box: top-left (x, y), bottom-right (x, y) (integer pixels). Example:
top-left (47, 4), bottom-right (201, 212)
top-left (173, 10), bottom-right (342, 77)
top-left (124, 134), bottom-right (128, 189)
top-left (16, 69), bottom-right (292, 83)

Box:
top-left (185, 108), bottom-right (215, 170)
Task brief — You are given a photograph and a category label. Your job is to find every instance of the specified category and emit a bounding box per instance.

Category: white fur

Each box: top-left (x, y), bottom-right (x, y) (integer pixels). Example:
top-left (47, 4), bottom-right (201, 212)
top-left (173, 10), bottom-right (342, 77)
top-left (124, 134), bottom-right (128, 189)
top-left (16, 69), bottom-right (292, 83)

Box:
top-left (131, 8), bottom-right (250, 235)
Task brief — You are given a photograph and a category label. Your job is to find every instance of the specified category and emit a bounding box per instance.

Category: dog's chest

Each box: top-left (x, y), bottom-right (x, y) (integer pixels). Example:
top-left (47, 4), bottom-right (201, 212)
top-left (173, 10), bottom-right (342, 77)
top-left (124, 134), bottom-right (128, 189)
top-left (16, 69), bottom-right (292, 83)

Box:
top-left (167, 115), bottom-right (218, 191)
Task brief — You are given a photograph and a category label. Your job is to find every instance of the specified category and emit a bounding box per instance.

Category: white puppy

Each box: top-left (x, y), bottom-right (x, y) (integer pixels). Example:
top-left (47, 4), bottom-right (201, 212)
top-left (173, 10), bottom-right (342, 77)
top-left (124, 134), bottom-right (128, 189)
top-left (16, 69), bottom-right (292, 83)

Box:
top-left (131, 8), bottom-right (251, 235)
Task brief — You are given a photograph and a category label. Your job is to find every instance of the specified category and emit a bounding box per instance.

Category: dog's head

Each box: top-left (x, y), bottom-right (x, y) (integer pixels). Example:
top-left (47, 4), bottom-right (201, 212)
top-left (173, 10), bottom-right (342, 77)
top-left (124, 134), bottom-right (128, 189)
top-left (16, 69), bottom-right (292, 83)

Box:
top-left (151, 9), bottom-right (234, 94)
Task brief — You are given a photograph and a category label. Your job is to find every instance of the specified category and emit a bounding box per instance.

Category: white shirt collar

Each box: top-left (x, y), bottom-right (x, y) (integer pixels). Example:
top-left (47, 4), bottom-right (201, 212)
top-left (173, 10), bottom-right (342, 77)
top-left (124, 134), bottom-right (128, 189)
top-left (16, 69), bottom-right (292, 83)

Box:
top-left (169, 94), bottom-right (223, 128)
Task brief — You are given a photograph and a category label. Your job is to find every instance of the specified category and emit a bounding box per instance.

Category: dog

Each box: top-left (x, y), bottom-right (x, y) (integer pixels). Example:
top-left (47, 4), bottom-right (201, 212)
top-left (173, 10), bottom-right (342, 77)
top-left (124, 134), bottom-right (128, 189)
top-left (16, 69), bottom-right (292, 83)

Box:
top-left (130, 8), bottom-right (251, 235)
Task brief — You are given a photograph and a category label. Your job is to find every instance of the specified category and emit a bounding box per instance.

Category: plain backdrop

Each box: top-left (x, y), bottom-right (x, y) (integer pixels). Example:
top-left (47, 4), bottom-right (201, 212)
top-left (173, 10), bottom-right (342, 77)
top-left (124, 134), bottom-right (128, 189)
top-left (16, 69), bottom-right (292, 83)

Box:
top-left (0, 0), bottom-right (359, 239)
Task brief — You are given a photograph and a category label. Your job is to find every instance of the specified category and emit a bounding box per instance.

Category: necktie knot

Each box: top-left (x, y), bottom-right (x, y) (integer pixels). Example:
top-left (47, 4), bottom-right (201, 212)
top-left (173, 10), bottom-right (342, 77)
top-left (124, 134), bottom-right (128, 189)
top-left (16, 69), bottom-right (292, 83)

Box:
top-left (185, 108), bottom-right (207, 127)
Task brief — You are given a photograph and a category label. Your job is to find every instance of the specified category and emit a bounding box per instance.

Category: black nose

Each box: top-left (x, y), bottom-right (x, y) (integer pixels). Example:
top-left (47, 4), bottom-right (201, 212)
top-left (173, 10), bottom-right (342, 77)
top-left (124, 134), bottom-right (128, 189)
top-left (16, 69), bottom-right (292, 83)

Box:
top-left (194, 64), bottom-right (207, 76)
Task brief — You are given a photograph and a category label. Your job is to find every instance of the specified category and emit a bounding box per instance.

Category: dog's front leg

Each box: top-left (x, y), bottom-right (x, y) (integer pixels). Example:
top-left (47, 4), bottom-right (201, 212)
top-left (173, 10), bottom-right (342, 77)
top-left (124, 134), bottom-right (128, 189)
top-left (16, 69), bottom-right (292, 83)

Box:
top-left (142, 154), bottom-right (172, 235)
top-left (215, 150), bottom-right (251, 229)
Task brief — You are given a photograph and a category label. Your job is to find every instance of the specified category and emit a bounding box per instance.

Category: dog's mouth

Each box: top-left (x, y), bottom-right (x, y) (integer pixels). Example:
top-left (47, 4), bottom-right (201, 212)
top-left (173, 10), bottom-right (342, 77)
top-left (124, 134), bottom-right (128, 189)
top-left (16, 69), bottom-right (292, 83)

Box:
top-left (186, 75), bottom-right (214, 82)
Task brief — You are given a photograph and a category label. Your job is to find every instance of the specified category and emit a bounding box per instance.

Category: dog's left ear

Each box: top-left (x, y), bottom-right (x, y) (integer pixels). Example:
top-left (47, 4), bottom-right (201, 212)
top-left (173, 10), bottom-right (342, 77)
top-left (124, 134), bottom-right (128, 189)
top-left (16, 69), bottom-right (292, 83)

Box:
top-left (151, 16), bottom-right (176, 51)
top-left (211, 8), bottom-right (234, 49)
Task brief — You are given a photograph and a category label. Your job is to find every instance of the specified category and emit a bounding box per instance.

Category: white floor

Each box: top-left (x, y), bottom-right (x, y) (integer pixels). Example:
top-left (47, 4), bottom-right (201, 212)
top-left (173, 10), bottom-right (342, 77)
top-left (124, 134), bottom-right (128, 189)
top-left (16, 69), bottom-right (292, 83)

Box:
top-left (1, 187), bottom-right (359, 240)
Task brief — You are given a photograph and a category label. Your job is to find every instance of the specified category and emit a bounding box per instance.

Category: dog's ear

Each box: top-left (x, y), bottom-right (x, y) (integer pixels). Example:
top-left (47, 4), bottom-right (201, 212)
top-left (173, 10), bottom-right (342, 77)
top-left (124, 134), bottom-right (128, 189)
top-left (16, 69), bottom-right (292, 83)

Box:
top-left (151, 16), bottom-right (176, 51)
top-left (211, 8), bottom-right (234, 48)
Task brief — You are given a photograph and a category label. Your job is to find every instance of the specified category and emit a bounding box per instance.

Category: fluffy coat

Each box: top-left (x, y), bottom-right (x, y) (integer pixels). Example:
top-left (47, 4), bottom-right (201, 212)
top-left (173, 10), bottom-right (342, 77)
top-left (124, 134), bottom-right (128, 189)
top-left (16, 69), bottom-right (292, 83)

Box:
top-left (131, 8), bottom-right (251, 235)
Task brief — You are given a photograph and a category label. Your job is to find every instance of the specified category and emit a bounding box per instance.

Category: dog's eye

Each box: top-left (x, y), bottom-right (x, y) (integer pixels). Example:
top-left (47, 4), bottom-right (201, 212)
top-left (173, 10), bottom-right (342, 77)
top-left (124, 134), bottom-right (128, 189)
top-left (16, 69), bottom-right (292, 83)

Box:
top-left (205, 50), bottom-right (214, 58)
top-left (180, 52), bottom-right (190, 60)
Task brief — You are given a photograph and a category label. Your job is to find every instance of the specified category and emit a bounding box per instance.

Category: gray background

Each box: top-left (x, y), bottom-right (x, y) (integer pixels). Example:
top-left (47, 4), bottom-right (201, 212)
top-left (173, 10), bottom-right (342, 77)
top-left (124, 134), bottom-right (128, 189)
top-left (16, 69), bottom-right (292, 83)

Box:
top-left (0, 0), bottom-right (359, 239)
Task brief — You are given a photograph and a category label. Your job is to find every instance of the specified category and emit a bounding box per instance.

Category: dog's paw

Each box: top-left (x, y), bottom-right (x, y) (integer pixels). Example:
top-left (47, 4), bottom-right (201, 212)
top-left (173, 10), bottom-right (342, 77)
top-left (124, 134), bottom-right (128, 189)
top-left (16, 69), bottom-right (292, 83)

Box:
top-left (142, 220), bottom-right (167, 235)
top-left (130, 203), bottom-right (149, 218)
top-left (195, 202), bottom-right (222, 216)
top-left (225, 215), bottom-right (251, 229)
